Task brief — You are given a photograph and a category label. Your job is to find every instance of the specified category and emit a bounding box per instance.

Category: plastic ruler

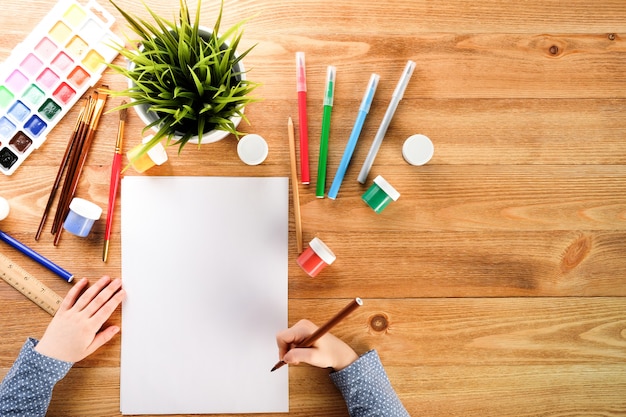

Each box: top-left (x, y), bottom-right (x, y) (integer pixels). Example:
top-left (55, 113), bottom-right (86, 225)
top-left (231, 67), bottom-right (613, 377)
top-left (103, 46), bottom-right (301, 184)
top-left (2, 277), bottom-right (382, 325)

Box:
top-left (0, 251), bottom-right (62, 315)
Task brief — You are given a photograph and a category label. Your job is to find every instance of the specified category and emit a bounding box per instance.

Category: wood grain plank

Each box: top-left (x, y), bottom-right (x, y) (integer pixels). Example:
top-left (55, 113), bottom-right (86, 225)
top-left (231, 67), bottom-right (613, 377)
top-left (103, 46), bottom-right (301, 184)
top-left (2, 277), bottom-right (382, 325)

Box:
top-left (2, 298), bottom-right (623, 368)
top-left (289, 231), bottom-right (626, 298)
top-left (231, 0), bottom-right (626, 35)
top-left (2, 165), bottom-right (625, 297)
top-left (12, 97), bottom-right (626, 179)
top-left (38, 365), bottom-right (626, 417)
top-left (4, 1), bottom-right (626, 38)
top-left (241, 33), bottom-right (626, 100)
top-left (2, 298), bottom-right (624, 416)
top-left (10, 164), bottom-right (624, 235)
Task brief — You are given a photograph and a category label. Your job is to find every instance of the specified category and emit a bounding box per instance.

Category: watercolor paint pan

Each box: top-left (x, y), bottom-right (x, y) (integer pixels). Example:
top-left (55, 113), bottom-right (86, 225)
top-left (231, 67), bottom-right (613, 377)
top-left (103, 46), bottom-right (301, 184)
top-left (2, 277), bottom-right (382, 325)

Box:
top-left (0, 0), bottom-right (121, 176)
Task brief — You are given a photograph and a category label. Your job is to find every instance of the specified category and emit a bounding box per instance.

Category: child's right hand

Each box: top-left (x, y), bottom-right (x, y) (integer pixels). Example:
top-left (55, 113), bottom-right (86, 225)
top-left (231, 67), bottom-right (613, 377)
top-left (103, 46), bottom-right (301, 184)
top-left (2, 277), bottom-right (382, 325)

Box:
top-left (276, 319), bottom-right (359, 371)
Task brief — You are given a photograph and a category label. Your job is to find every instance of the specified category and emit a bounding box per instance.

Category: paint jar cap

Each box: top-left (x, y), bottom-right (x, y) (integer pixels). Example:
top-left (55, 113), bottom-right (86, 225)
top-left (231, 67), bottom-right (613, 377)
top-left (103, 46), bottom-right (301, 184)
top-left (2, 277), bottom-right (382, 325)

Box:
top-left (69, 197), bottom-right (102, 220)
top-left (373, 175), bottom-right (400, 201)
top-left (402, 134), bottom-right (434, 166)
top-left (144, 135), bottom-right (168, 166)
top-left (0, 197), bottom-right (9, 221)
top-left (237, 134), bottom-right (268, 165)
top-left (309, 237), bottom-right (336, 265)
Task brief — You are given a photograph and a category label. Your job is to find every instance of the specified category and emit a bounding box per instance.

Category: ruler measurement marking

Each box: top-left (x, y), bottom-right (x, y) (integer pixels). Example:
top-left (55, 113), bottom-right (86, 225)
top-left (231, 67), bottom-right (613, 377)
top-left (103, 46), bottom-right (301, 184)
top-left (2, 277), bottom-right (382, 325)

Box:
top-left (0, 252), bottom-right (63, 316)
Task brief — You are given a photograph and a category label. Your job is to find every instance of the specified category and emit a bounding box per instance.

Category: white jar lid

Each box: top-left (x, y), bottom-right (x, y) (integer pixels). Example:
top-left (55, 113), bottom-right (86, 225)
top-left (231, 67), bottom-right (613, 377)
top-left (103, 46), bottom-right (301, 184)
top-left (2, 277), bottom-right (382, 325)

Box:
top-left (69, 198), bottom-right (102, 220)
top-left (143, 135), bottom-right (168, 166)
top-left (0, 197), bottom-right (9, 221)
top-left (373, 175), bottom-right (400, 201)
top-left (402, 134), bottom-right (434, 166)
top-left (237, 134), bottom-right (269, 165)
top-left (309, 237), bottom-right (336, 265)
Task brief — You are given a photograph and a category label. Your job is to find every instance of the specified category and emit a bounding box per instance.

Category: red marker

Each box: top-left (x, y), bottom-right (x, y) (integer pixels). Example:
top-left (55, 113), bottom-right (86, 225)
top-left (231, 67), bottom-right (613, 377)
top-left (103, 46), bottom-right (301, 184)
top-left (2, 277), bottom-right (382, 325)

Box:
top-left (296, 52), bottom-right (310, 184)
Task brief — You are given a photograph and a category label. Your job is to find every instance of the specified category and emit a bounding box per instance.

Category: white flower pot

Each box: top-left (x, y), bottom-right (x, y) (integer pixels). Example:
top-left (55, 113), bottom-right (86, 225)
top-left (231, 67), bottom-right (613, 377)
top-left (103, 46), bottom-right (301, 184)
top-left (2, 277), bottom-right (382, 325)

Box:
top-left (127, 27), bottom-right (244, 144)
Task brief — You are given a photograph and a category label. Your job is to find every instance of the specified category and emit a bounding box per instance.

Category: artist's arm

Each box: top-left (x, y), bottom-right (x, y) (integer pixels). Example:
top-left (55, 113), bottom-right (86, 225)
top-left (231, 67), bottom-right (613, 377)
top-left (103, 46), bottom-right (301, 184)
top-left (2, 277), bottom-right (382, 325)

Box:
top-left (329, 350), bottom-right (410, 417)
top-left (276, 319), bottom-right (409, 417)
top-left (0, 338), bottom-right (72, 416)
top-left (0, 276), bottom-right (125, 416)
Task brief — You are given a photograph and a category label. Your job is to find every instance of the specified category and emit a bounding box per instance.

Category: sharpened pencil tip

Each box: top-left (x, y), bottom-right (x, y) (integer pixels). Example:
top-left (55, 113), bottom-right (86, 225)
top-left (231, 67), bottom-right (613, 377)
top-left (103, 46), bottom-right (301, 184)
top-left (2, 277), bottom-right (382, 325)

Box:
top-left (270, 360), bottom-right (286, 372)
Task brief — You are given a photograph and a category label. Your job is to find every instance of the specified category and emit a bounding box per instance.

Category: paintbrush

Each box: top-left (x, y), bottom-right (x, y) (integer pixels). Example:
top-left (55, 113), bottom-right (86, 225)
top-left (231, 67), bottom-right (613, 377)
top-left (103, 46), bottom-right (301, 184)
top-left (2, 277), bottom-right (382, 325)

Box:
top-left (53, 89), bottom-right (108, 246)
top-left (103, 102), bottom-right (127, 262)
top-left (35, 98), bottom-right (88, 240)
top-left (51, 95), bottom-right (95, 235)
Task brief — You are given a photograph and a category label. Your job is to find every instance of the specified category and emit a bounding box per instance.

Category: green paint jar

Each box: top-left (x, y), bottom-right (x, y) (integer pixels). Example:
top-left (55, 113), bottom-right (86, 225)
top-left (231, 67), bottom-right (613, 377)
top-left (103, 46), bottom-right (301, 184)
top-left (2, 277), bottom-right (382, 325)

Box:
top-left (361, 175), bottom-right (400, 213)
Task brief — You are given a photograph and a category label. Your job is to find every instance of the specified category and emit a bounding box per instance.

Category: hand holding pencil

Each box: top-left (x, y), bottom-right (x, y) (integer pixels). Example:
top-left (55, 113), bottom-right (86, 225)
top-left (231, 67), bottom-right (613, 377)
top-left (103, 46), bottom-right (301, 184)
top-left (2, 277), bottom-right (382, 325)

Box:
top-left (275, 319), bottom-right (360, 371)
top-left (273, 297), bottom-right (362, 372)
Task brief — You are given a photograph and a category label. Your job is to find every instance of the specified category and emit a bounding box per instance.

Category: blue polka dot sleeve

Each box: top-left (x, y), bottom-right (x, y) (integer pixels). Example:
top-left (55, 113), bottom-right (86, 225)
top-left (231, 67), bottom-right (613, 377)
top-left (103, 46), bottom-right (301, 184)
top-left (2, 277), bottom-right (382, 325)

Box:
top-left (0, 338), bottom-right (73, 416)
top-left (330, 350), bottom-right (410, 417)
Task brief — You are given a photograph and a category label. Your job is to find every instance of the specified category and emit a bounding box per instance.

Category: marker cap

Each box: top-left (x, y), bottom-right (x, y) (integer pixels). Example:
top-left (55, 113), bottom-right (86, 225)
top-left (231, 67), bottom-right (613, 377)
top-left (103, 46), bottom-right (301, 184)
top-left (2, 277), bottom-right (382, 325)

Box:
top-left (296, 52), bottom-right (307, 92)
top-left (324, 66), bottom-right (336, 106)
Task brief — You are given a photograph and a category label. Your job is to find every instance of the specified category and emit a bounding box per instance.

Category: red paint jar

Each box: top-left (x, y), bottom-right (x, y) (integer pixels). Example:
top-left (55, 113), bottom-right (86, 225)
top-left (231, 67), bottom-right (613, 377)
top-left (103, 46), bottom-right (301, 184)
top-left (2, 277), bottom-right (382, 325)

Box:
top-left (297, 237), bottom-right (336, 277)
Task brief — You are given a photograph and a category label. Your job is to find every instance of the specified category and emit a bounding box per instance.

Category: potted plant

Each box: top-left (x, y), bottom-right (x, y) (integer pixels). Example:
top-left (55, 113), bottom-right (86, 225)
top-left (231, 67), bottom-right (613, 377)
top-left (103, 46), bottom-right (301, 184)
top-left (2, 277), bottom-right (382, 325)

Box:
top-left (107, 0), bottom-right (259, 159)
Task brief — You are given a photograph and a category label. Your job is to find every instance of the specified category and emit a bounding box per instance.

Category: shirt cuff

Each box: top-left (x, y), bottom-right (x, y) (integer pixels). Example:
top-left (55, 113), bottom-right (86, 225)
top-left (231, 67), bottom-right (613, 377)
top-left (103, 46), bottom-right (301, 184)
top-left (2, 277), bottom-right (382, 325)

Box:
top-left (22, 338), bottom-right (74, 385)
top-left (329, 349), bottom-right (388, 388)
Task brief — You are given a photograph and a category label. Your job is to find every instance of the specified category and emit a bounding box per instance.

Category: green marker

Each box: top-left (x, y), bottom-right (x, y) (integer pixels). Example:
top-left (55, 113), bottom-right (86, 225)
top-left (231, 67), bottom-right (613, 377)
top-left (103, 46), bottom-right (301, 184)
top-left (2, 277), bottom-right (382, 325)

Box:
top-left (316, 66), bottom-right (336, 198)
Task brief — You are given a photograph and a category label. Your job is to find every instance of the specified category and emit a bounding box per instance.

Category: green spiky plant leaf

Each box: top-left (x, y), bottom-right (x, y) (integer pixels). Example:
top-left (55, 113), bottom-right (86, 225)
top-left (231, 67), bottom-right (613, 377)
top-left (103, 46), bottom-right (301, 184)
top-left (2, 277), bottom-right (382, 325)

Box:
top-left (107, 0), bottom-right (259, 160)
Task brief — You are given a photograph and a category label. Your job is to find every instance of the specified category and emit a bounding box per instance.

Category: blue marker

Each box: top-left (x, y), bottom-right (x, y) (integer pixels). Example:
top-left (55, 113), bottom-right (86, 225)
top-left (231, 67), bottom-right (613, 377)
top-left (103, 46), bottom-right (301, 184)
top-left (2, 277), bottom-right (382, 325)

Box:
top-left (0, 229), bottom-right (73, 282)
top-left (328, 73), bottom-right (380, 200)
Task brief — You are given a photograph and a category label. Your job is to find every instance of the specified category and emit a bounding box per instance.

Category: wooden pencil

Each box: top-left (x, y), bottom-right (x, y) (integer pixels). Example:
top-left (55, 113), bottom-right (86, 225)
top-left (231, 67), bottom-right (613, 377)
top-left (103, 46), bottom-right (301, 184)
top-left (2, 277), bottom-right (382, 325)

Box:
top-left (288, 117), bottom-right (303, 253)
top-left (270, 297), bottom-right (363, 372)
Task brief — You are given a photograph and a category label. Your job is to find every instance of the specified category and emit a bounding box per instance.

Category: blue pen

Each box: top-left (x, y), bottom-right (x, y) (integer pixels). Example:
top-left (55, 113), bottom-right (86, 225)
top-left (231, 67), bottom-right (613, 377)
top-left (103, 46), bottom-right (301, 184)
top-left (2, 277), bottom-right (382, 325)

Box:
top-left (0, 229), bottom-right (73, 282)
top-left (328, 74), bottom-right (380, 200)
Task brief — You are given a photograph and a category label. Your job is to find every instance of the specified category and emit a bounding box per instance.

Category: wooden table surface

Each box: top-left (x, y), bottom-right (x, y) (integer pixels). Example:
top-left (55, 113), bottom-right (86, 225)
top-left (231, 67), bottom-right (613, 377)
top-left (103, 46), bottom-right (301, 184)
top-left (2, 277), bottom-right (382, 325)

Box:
top-left (1, 0), bottom-right (626, 416)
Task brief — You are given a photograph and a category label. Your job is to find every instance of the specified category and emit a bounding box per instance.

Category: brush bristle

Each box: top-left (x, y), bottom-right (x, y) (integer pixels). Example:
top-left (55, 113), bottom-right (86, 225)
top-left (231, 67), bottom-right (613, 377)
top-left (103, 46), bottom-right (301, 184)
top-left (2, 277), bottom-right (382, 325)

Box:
top-left (119, 103), bottom-right (127, 122)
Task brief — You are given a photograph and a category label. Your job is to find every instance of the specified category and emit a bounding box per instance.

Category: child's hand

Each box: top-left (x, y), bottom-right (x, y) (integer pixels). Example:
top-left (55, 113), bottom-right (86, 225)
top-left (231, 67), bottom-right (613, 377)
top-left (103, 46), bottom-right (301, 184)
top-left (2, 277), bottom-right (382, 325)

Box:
top-left (276, 319), bottom-right (359, 371)
top-left (35, 276), bottom-right (125, 363)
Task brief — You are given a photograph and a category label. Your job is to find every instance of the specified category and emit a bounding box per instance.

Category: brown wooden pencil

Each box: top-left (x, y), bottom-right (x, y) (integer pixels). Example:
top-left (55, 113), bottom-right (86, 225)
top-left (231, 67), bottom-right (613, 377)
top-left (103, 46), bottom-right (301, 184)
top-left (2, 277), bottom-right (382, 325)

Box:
top-left (271, 297), bottom-right (363, 372)
top-left (288, 117), bottom-right (303, 253)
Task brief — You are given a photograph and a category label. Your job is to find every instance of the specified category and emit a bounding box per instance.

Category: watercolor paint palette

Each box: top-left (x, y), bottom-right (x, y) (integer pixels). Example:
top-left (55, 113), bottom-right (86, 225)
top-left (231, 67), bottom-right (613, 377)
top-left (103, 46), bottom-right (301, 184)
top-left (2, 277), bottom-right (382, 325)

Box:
top-left (0, 0), bottom-right (121, 175)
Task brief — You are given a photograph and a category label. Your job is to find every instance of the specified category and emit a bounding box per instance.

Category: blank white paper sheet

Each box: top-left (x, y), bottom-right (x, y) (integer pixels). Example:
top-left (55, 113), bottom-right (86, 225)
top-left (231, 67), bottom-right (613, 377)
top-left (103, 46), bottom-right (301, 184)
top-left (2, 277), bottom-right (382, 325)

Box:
top-left (120, 176), bottom-right (289, 415)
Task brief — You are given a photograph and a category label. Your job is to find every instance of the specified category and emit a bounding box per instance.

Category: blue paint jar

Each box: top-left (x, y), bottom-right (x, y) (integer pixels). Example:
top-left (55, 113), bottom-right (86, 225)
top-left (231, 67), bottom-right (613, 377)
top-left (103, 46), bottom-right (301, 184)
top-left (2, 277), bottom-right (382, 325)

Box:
top-left (63, 197), bottom-right (102, 237)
